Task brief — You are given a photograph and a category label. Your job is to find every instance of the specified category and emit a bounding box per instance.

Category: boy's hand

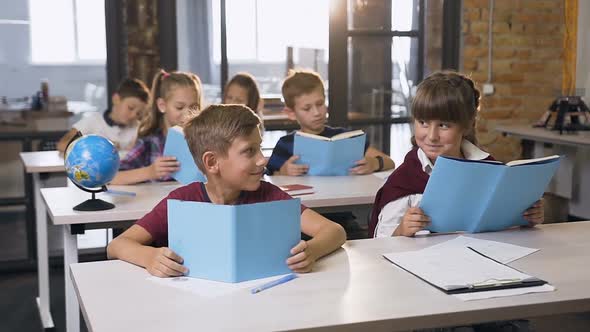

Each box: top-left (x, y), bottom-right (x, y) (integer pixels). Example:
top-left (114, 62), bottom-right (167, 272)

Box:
top-left (394, 207), bottom-right (430, 237)
top-left (349, 157), bottom-right (379, 175)
top-left (523, 199), bottom-right (544, 226)
top-left (146, 247), bottom-right (188, 278)
top-left (286, 240), bottom-right (316, 273)
top-left (150, 156), bottom-right (180, 179)
top-left (279, 155), bottom-right (309, 176)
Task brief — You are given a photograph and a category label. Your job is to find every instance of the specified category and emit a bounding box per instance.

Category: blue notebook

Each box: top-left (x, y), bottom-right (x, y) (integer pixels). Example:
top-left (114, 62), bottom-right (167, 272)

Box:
top-left (420, 155), bottom-right (561, 233)
top-left (293, 130), bottom-right (366, 176)
top-left (168, 198), bottom-right (301, 283)
top-left (163, 126), bottom-right (206, 184)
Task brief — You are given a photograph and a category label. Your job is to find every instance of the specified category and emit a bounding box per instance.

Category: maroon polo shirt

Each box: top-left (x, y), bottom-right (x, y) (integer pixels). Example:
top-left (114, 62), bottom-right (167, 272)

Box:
top-left (136, 181), bottom-right (307, 247)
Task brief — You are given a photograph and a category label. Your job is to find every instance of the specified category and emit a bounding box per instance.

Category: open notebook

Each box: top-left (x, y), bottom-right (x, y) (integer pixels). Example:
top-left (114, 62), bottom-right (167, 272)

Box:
top-left (420, 155), bottom-right (560, 233)
top-left (383, 246), bottom-right (546, 294)
top-left (293, 130), bottom-right (366, 176)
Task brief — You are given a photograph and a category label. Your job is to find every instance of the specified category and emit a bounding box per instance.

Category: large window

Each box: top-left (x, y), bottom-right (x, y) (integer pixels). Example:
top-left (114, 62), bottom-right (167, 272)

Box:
top-left (212, 0), bottom-right (330, 95)
top-left (29, 0), bottom-right (106, 64)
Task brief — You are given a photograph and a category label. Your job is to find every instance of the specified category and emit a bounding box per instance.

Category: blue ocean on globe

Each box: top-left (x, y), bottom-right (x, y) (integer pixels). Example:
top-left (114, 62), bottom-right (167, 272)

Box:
top-left (65, 135), bottom-right (120, 188)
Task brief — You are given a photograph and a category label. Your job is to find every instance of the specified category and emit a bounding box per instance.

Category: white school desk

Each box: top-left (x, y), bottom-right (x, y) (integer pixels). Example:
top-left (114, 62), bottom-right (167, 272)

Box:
top-left (19, 150), bottom-right (65, 329)
top-left (495, 125), bottom-right (590, 218)
top-left (70, 221), bottom-right (590, 332)
top-left (41, 174), bottom-right (385, 332)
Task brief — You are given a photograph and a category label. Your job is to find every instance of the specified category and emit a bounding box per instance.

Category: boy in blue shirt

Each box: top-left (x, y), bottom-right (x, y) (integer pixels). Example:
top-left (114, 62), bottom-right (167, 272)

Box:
top-left (267, 70), bottom-right (395, 176)
top-left (107, 104), bottom-right (346, 277)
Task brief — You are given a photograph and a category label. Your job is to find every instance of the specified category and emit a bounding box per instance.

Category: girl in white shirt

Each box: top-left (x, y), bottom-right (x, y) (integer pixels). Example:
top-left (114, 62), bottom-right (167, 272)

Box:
top-left (369, 71), bottom-right (544, 238)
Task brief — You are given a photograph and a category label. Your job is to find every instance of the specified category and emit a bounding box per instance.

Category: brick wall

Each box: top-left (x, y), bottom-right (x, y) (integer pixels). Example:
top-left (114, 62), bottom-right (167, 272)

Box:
top-left (462, 0), bottom-right (565, 161)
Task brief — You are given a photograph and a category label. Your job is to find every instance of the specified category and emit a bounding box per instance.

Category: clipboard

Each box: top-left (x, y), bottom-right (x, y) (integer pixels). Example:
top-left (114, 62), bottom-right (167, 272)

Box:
top-left (383, 246), bottom-right (548, 295)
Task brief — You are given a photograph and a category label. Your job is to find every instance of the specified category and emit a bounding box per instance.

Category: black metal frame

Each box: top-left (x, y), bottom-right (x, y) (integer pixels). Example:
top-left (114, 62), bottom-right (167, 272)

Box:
top-left (442, 0), bottom-right (461, 70)
top-left (105, 0), bottom-right (127, 110)
top-left (327, 0), bottom-right (426, 154)
top-left (158, 0), bottom-right (179, 71)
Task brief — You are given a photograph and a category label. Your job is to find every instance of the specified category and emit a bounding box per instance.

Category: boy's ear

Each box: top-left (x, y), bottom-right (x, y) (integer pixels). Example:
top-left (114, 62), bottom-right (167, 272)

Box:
top-left (156, 97), bottom-right (166, 113)
top-left (201, 151), bottom-right (219, 174)
top-left (282, 107), bottom-right (297, 121)
top-left (112, 93), bottom-right (121, 106)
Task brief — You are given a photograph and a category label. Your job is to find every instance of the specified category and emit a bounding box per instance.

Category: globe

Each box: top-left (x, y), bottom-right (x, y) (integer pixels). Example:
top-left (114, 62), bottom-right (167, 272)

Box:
top-left (64, 134), bottom-right (120, 211)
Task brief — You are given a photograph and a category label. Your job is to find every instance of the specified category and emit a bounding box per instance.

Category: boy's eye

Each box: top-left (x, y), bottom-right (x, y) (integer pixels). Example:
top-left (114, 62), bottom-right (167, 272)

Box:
top-left (440, 123), bottom-right (451, 129)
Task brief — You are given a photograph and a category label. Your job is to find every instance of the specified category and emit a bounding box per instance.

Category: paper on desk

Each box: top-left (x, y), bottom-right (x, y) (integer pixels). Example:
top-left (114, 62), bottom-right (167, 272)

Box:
top-left (383, 247), bottom-right (535, 292)
top-left (422, 236), bottom-right (538, 264)
top-left (453, 284), bottom-right (555, 301)
top-left (147, 274), bottom-right (290, 298)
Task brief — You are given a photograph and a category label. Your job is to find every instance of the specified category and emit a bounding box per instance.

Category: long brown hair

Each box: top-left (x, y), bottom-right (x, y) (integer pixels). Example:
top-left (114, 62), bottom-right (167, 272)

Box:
top-left (223, 72), bottom-right (261, 112)
top-left (138, 70), bottom-right (203, 137)
top-left (411, 71), bottom-right (481, 146)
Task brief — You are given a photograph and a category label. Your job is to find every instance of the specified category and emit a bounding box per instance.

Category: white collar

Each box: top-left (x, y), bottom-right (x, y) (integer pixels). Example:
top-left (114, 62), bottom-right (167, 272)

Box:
top-left (417, 139), bottom-right (490, 174)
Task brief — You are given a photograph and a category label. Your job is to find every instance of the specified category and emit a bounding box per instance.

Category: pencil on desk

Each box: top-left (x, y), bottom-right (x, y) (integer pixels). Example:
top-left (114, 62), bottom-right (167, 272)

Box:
top-left (251, 273), bottom-right (297, 294)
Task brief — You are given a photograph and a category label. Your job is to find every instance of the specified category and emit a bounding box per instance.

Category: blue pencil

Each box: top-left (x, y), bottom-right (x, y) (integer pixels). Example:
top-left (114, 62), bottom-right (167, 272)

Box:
top-left (250, 273), bottom-right (297, 294)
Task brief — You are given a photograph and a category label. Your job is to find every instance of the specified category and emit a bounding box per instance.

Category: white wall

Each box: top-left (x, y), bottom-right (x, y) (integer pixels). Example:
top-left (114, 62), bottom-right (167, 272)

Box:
top-left (0, 0), bottom-right (107, 199)
top-left (0, 1), bottom-right (106, 108)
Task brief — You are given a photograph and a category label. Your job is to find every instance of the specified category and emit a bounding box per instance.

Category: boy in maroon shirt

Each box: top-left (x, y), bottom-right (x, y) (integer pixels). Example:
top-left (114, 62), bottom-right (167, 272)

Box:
top-left (107, 104), bottom-right (346, 277)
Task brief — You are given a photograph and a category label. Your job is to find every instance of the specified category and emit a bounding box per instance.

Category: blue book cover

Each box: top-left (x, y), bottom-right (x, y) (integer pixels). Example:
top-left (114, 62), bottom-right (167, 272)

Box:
top-left (293, 130), bottom-right (366, 176)
top-left (163, 126), bottom-right (206, 184)
top-left (167, 198), bottom-right (301, 283)
top-left (420, 155), bottom-right (560, 233)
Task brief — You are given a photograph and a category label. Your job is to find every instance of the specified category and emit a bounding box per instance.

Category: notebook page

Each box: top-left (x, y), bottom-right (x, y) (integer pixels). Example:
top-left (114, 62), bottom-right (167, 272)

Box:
top-left (422, 236), bottom-right (539, 264)
top-left (383, 247), bottom-right (534, 291)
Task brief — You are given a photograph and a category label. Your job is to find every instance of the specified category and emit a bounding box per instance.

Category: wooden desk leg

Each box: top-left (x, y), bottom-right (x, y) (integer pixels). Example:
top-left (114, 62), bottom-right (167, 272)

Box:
top-left (34, 173), bottom-right (54, 329)
top-left (64, 225), bottom-right (80, 332)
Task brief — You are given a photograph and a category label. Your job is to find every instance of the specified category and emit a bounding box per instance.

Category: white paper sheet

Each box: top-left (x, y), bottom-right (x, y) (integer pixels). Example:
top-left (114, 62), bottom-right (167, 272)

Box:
top-left (453, 284), bottom-right (555, 301)
top-left (147, 274), bottom-right (290, 298)
top-left (422, 236), bottom-right (539, 264)
top-left (383, 247), bottom-right (537, 292)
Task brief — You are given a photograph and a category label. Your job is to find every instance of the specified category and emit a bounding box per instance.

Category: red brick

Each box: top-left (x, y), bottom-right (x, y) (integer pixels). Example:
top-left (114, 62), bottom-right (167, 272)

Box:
top-left (480, 109), bottom-right (514, 120)
top-left (464, 34), bottom-right (482, 46)
top-left (463, 8), bottom-right (481, 21)
top-left (511, 62), bottom-right (547, 72)
top-left (493, 22), bottom-right (511, 33)
top-left (463, 59), bottom-right (479, 71)
top-left (470, 21), bottom-right (489, 33)
top-left (494, 73), bottom-right (525, 83)
top-left (516, 49), bottom-right (533, 60)
top-left (463, 0), bottom-right (491, 7)
top-left (463, 46), bottom-right (488, 58)
top-left (493, 48), bottom-right (516, 59)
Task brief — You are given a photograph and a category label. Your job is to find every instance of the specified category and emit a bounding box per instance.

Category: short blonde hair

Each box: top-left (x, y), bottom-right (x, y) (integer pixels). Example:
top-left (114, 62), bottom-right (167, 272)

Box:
top-left (184, 104), bottom-right (261, 172)
top-left (281, 70), bottom-right (325, 109)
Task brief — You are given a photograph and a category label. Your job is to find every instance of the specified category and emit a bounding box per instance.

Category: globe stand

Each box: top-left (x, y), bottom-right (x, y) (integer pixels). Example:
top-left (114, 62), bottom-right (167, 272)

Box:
top-left (72, 184), bottom-right (115, 211)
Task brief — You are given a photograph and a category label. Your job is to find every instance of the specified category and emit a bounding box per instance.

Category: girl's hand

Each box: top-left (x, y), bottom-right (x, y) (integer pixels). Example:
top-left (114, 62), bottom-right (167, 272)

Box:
top-left (146, 247), bottom-right (188, 278)
top-left (349, 157), bottom-right (378, 175)
top-left (523, 199), bottom-right (544, 226)
top-left (286, 240), bottom-right (316, 273)
top-left (394, 207), bottom-right (430, 237)
top-left (150, 156), bottom-right (180, 179)
top-left (279, 155), bottom-right (309, 176)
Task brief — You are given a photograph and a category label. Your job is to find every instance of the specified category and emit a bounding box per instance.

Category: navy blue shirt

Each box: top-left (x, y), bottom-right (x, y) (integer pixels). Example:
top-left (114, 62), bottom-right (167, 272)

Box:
top-left (266, 126), bottom-right (370, 175)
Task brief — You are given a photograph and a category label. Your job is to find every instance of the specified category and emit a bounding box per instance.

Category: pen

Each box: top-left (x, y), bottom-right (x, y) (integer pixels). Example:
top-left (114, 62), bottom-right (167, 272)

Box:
top-left (105, 189), bottom-right (137, 197)
top-left (250, 273), bottom-right (297, 294)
